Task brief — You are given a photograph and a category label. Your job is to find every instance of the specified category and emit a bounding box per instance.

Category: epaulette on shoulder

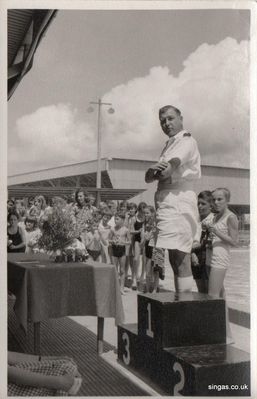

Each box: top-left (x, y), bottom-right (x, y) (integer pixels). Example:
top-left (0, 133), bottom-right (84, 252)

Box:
top-left (183, 132), bottom-right (191, 137)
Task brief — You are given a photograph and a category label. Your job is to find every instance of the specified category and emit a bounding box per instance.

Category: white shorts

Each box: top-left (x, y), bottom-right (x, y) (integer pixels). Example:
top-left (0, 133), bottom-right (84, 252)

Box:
top-left (150, 188), bottom-right (199, 253)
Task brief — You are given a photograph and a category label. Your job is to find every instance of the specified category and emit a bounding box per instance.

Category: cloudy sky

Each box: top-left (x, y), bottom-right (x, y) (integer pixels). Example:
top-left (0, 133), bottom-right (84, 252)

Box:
top-left (8, 7), bottom-right (250, 175)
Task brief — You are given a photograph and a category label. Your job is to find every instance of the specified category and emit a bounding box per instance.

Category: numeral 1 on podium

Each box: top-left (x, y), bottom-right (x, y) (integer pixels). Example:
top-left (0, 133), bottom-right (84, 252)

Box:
top-left (146, 302), bottom-right (154, 337)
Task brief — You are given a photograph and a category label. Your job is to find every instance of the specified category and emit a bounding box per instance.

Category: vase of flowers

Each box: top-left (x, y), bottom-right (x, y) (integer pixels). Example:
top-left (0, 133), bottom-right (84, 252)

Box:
top-left (38, 207), bottom-right (88, 262)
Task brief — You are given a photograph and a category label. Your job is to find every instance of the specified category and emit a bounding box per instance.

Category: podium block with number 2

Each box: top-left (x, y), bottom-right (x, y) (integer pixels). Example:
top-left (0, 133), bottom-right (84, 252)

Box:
top-left (117, 292), bottom-right (250, 396)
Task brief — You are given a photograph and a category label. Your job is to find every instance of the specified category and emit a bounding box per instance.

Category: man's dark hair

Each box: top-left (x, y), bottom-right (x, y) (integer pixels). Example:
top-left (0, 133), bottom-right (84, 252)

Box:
top-left (159, 105), bottom-right (182, 118)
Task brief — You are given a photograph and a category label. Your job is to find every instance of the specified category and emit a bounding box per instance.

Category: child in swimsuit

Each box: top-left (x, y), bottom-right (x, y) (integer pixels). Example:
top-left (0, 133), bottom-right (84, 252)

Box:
top-left (141, 206), bottom-right (157, 292)
top-left (109, 212), bottom-right (131, 294)
top-left (130, 202), bottom-right (147, 290)
top-left (98, 210), bottom-right (112, 263)
top-left (82, 220), bottom-right (106, 262)
top-left (207, 187), bottom-right (239, 343)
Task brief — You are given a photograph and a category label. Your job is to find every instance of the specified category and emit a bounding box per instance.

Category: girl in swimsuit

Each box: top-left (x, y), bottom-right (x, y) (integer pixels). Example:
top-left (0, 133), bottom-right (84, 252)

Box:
top-left (207, 188), bottom-right (239, 343)
top-left (7, 211), bottom-right (26, 253)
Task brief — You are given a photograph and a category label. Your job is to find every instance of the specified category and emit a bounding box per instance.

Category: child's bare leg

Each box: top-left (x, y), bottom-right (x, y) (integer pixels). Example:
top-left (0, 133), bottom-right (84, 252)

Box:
top-left (195, 278), bottom-right (208, 294)
top-left (112, 256), bottom-right (119, 271)
top-left (125, 245), bottom-right (131, 280)
top-left (131, 251), bottom-right (137, 289)
top-left (208, 267), bottom-right (226, 298)
top-left (132, 242), bottom-right (141, 288)
top-left (152, 271), bottom-right (159, 293)
top-left (119, 256), bottom-right (126, 294)
top-left (125, 256), bottom-right (129, 278)
top-left (145, 258), bottom-right (152, 293)
top-left (139, 253), bottom-right (146, 284)
top-left (108, 245), bottom-right (114, 265)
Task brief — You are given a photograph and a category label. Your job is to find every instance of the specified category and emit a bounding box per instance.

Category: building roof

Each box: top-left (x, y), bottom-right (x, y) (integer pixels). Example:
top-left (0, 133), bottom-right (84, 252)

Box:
top-left (8, 157), bottom-right (249, 184)
top-left (8, 157), bottom-right (249, 204)
top-left (8, 185), bottom-right (145, 202)
top-left (8, 9), bottom-right (57, 99)
top-left (7, 159), bottom-right (146, 201)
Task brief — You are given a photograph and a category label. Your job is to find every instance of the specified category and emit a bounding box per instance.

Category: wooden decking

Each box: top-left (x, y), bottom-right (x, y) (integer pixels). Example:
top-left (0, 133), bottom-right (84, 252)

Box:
top-left (8, 309), bottom-right (150, 397)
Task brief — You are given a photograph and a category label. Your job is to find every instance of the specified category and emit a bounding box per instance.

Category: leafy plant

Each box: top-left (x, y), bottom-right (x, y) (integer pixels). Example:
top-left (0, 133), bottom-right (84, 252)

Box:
top-left (38, 207), bottom-right (82, 251)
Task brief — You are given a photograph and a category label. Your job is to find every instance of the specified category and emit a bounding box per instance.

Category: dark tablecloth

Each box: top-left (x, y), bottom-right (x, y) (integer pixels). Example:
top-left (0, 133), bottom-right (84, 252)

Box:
top-left (8, 253), bottom-right (124, 331)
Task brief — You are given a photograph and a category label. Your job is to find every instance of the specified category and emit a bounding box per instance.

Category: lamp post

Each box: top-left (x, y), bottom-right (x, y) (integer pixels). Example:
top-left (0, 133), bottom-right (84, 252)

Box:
top-left (88, 99), bottom-right (114, 206)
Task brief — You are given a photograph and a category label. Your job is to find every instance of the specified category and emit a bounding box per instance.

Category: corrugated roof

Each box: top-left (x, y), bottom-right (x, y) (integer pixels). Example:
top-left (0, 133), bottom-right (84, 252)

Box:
top-left (8, 9), bottom-right (57, 99)
top-left (9, 170), bottom-right (113, 189)
top-left (8, 9), bottom-right (34, 66)
top-left (8, 186), bottom-right (145, 202)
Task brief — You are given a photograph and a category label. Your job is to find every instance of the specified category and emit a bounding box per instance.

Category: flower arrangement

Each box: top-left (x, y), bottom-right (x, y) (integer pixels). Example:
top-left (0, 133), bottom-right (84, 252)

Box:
top-left (38, 207), bottom-right (88, 262)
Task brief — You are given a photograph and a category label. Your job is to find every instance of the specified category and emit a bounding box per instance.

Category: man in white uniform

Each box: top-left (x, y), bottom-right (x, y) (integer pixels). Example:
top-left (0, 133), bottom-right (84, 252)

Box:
top-left (145, 105), bottom-right (201, 292)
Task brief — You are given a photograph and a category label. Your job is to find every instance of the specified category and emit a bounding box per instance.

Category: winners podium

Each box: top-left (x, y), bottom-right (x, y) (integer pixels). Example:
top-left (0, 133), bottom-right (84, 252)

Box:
top-left (118, 292), bottom-right (250, 396)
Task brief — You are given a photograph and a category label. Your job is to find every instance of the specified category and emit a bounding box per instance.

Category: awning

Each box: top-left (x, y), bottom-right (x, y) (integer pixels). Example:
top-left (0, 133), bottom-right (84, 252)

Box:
top-left (8, 9), bottom-right (57, 99)
top-left (8, 185), bottom-right (145, 202)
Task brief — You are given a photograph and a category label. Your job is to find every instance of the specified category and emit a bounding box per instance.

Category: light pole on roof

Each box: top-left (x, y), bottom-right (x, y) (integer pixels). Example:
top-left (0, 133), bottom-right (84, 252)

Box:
top-left (87, 99), bottom-right (115, 206)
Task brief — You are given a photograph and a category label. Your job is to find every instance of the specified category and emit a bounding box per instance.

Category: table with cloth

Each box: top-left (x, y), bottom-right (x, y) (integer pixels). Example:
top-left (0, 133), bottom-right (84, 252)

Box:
top-left (8, 253), bottom-right (125, 354)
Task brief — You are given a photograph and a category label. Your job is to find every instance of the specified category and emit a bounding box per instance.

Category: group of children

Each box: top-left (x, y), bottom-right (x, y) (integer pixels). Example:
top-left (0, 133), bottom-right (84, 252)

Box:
top-left (191, 187), bottom-right (239, 343)
top-left (7, 187), bottom-right (239, 304)
top-left (7, 195), bottom-right (161, 295)
top-left (79, 202), bottom-right (158, 295)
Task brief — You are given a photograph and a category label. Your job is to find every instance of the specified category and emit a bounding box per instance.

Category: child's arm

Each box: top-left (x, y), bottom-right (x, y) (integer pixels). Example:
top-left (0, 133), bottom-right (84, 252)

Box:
top-left (209, 214), bottom-right (239, 246)
top-left (140, 225), bottom-right (146, 248)
top-left (124, 228), bottom-right (131, 245)
top-left (84, 232), bottom-right (94, 247)
top-left (80, 232), bottom-right (86, 248)
top-left (98, 229), bottom-right (108, 246)
top-left (192, 240), bottom-right (201, 250)
top-left (129, 229), bottom-right (139, 235)
top-left (8, 351), bottom-right (40, 364)
top-left (108, 229), bottom-right (115, 245)
top-left (28, 230), bottom-right (42, 248)
top-left (8, 366), bottom-right (73, 391)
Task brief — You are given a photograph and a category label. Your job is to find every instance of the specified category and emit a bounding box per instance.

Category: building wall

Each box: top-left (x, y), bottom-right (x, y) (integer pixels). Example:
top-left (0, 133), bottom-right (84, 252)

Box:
top-left (108, 159), bottom-right (249, 206)
top-left (8, 157), bottom-right (249, 207)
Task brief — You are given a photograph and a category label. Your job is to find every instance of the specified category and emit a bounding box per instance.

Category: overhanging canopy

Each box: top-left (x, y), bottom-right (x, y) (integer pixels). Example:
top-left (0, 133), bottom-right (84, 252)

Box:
top-left (8, 186), bottom-right (145, 202)
top-left (8, 9), bottom-right (57, 99)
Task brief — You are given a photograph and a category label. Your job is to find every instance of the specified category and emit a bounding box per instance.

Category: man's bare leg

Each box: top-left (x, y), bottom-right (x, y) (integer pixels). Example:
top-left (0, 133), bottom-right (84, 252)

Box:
top-left (168, 249), bottom-right (193, 292)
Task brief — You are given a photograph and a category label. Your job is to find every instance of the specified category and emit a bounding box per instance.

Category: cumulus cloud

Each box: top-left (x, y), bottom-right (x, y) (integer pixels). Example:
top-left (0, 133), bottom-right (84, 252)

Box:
top-left (9, 37), bottom-right (249, 175)
top-left (102, 37), bottom-right (249, 168)
top-left (9, 104), bottom-right (96, 174)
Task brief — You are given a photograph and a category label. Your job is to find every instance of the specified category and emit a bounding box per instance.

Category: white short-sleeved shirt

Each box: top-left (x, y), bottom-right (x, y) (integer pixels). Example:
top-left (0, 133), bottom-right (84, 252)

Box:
top-left (159, 129), bottom-right (201, 186)
top-left (151, 129), bottom-right (201, 252)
